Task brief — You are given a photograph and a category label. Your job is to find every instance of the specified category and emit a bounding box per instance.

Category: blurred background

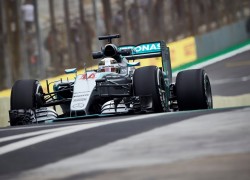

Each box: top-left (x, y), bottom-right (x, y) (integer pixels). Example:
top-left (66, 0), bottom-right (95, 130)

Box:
top-left (0, 0), bottom-right (250, 91)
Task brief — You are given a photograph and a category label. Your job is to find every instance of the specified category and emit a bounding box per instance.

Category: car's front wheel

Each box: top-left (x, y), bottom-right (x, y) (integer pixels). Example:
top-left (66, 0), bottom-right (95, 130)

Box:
top-left (10, 79), bottom-right (43, 125)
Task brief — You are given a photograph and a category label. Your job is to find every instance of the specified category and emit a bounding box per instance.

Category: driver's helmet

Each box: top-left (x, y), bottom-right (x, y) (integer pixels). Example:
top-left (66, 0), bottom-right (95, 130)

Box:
top-left (98, 57), bottom-right (119, 73)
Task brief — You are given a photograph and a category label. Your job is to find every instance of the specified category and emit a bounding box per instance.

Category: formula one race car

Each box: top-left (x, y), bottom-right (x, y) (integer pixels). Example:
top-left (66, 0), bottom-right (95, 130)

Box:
top-left (9, 34), bottom-right (213, 126)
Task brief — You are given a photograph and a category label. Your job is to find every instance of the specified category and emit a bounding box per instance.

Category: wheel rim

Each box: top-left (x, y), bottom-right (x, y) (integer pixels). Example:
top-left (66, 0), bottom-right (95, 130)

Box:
top-left (35, 81), bottom-right (44, 108)
top-left (204, 75), bottom-right (213, 109)
top-left (157, 70), bottom-right (167, 111)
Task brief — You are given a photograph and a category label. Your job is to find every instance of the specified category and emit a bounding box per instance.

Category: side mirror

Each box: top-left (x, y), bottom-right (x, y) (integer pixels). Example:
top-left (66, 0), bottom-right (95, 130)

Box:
top-left (127, 62), bottom-right (140, 67)
top-left (65, 68), bottom-right (77, 74)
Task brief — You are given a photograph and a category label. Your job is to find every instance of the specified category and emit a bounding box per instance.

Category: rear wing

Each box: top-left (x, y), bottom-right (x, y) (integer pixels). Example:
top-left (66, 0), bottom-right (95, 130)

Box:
top-left (119, 41), bottom-right (172, 84)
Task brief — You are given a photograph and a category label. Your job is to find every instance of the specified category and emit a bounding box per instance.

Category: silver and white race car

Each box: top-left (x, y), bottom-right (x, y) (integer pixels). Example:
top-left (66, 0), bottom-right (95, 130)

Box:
top-left (9, 34), bottom-right (213, 126)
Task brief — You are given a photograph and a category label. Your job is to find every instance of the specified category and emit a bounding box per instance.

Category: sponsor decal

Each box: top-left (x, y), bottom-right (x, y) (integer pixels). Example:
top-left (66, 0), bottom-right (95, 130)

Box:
top-left (133, 43), bottom-right (161, 54)
top-left (73, 98), bottom-right (87, 102)
top-left (73, 94), bottom-right (90, 98)
top-left (74, 91), bottom-right (90, 94)
top-left (168, 36), bottom-right (197, 68)
top-left (72, 103), bottom-right (84, 109)
top-left (80, 73), bottom-right (96, 80)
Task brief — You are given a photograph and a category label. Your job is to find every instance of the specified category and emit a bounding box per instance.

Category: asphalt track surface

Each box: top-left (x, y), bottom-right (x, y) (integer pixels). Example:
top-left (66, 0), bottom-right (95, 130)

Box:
top-left (203, 50), bottom-right (250, 96)
top-left (0, 51), bottom-right (249, 180)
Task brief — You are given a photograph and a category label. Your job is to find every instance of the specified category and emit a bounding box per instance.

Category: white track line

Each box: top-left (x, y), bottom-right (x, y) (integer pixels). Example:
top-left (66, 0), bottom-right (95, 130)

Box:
top-left (173, 44), bottom-right (250, 77)
top-left (0, 119), bottom-right (105, 132)
top-left (0, 113), bottom-right (166, 155)
top-left (0, 125), bottom-right (86, 143)
top-left (211, 75), bottom-right (250, 85)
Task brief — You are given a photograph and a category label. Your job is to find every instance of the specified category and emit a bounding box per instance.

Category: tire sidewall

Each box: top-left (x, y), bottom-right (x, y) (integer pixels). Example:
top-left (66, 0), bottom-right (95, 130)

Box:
top-left (11, 79), bottom-right (40, 110)
top-left (133, 66), bottom-right (166, 112)
top-left (176, 69), bottom-right (212, 110)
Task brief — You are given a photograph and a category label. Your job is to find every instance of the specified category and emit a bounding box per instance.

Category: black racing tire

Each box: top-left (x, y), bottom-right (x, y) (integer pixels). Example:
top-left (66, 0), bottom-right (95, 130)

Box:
top-left (11, 79), bottom-right (42, 110)
top-left (133, 66), bottom-right (167, 112)
top-left (176, 69), bottom-right (213, 111)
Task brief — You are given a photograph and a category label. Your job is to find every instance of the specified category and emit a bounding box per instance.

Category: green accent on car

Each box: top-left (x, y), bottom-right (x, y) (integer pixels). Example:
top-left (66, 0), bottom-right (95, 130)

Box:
top-left (132, 42), bottom-right (161, 55)
top-left (127, 62), bottom-right (140, 67)
top-left (119, 42), bottom-right (161, 55)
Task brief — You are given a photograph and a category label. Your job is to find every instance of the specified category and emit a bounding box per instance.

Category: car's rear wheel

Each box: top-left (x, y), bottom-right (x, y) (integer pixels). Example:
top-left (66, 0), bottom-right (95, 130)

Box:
top-left (176, 69), bottom-right (213, 111)
top-left (10, 79), bottom-right (43, 126)
top-left (133, 66), bottom-right (167, 112)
